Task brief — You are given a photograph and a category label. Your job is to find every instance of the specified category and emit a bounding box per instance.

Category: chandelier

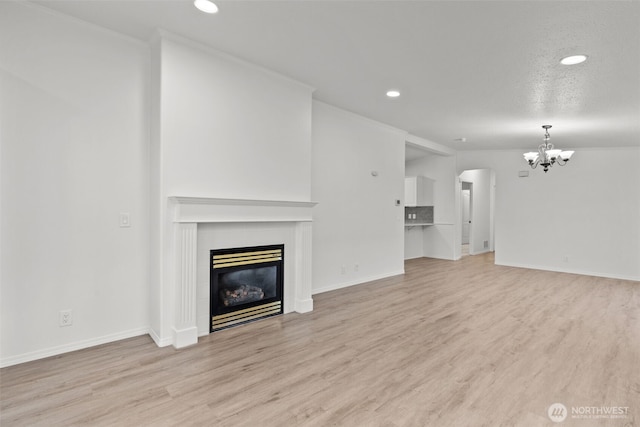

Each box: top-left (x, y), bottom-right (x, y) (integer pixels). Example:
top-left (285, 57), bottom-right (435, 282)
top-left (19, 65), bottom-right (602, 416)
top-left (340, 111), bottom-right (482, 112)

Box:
top-left (523, 125), bottom-right (574, 173)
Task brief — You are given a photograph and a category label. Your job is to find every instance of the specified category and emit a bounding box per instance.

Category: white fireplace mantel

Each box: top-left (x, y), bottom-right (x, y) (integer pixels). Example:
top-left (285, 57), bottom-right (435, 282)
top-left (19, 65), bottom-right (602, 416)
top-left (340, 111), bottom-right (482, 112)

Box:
top-left (167, 197), bottom-right (317, 349)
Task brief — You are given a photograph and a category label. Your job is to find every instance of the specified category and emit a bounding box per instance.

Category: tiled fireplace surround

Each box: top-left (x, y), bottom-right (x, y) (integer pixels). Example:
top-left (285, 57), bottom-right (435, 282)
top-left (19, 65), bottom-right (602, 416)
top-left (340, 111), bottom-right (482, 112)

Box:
top-left (168, 197), bottom-right (316, 348)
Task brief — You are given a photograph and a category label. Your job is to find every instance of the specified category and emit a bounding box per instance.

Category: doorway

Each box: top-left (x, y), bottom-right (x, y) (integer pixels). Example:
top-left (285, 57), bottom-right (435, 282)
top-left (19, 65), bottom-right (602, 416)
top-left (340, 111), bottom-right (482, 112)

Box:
top-left (458, 169), bottom-right (494, 258)
top-left (461, 182), bottom-right (472, 256)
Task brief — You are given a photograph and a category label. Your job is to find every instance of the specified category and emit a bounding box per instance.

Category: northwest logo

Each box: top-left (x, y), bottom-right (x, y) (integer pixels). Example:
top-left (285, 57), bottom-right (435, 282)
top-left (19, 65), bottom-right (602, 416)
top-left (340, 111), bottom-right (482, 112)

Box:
top-left (548, 403), bottom-right (568, 423)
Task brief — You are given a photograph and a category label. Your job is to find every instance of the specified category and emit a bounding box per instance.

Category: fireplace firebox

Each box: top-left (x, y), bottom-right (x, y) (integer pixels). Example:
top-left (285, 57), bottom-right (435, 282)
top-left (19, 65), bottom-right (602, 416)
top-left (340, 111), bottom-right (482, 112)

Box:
top-left (210, 244), bottom-right (284, 332)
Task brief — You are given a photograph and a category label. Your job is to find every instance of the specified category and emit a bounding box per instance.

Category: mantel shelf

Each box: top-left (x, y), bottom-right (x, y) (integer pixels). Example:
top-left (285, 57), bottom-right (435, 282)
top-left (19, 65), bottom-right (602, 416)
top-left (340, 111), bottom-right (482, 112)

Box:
top-left (169, 196), bottom-right (317, 209)
top-left (168, 196), bottom-right (318, 224)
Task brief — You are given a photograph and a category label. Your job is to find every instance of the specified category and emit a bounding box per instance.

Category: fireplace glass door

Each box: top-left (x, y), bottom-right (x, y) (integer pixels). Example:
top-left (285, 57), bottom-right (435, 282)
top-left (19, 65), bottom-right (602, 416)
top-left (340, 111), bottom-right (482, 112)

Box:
top-left (210, 244), bottom-right (284, 332)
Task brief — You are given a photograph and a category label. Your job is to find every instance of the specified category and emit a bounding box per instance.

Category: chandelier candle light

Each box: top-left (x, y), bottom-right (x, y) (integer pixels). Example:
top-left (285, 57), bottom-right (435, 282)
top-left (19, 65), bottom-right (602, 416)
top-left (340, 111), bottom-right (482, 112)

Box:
top-left (523, 125), bottom-right (575, 173)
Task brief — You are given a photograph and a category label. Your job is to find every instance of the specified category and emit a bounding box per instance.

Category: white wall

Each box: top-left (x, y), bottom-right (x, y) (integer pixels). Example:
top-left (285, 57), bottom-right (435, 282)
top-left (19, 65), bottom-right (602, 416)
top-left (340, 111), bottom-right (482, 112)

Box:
top-left (158, 34), bottom-right (314, 201)
top-left (405, 154), bottom-right (458, 260)
top-left (0, 2), bottom-right (150, 366)
top-left (404, 226), bottom-right (424, 260)
top-left (459, 169), bottom-right (493, 255)
top-left (150, 33), bottom-right (314, 344)
top-left (458, 148), bottom-right (640, 280)
top-left (311, 102), bottom-right (406, 293)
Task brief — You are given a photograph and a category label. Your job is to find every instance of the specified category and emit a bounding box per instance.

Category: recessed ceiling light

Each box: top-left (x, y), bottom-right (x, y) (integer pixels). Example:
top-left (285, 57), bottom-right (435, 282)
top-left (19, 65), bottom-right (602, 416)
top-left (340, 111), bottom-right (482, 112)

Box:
top-left (386, 90), bottom-right (400, 98)
top-left (194, 0), bottom-right (219, 14)
top-left (560, 55), bottom-right (587, 65)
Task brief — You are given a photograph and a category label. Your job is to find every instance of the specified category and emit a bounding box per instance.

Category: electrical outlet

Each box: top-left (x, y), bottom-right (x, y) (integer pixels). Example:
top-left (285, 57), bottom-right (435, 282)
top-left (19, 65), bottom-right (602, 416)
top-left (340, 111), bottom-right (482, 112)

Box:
top-left (59, 310), bottom-right (73, 327)
top-left (119, 212), bottom-right (131, 228)
top-left (341, 265), bottom-right (346, 275)
top-left (354, 264), bottom-right (359, 272)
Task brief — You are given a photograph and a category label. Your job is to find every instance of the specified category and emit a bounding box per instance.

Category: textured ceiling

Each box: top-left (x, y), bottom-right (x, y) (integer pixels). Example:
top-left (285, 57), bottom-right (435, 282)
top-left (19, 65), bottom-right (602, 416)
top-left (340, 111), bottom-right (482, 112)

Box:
top-left (31, 0), bottom-right (640, 151)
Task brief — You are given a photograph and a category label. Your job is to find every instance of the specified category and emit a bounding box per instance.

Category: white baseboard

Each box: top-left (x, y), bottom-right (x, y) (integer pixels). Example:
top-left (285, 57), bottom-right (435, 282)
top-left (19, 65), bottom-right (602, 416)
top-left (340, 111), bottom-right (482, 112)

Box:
top-left (312, 269), bottom-right (405, 295)
top-left (422, 252), bottom-right (457, 261)
top-left (469, 249), bottom-right (492, 256)
top-left (149, 327), bottom-right (173, 347)
top-left (0, 327), bottom-right (150, 368)
top-left (496, 261), bottom-right (640, 282)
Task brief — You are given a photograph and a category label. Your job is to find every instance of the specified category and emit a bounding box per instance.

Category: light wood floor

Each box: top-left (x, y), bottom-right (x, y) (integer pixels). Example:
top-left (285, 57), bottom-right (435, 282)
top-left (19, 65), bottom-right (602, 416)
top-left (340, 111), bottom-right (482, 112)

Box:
top-left (2, 254), bottom-right (639, 426)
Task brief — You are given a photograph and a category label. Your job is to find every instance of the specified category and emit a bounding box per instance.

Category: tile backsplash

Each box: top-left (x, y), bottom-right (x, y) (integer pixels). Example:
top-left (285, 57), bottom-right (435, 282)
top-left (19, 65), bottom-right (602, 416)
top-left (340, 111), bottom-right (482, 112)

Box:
top-left (405, 206), bottom-right (434, 224)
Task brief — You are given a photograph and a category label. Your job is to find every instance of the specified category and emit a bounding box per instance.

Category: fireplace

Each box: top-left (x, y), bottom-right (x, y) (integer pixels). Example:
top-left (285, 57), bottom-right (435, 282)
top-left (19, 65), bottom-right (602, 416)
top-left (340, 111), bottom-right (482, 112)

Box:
top-left (210, 244), bottom-right (284, 332)
top-left (162, 197), bottom-right (315, 349)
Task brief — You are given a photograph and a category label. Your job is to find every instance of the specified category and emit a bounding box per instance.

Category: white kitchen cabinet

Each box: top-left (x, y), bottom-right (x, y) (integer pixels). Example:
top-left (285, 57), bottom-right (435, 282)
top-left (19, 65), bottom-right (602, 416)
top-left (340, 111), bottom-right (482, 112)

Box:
top-left (404, 176), bottom-right (435, 206)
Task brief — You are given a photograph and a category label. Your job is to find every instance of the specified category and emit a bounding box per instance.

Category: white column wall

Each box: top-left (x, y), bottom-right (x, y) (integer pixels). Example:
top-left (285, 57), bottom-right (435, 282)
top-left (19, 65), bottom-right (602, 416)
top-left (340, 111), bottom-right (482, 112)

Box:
top-left (311, 101), bottom-right (406, 293)
top-left (151, 33), bottom-right (315, 346)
